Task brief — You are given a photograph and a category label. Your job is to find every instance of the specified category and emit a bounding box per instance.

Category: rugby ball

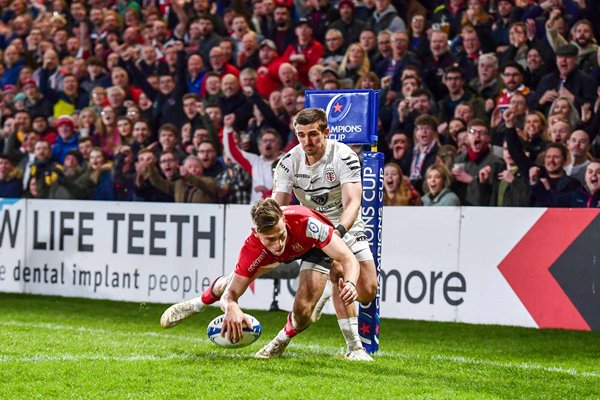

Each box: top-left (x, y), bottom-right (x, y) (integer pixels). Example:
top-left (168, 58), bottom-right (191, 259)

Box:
top-left (207, 313), bottom-right (262, 348)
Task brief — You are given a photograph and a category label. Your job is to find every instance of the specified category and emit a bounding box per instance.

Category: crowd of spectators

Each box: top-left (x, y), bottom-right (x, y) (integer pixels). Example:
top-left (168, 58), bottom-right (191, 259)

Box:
top-left (0, 0), bottom-right (599, 208)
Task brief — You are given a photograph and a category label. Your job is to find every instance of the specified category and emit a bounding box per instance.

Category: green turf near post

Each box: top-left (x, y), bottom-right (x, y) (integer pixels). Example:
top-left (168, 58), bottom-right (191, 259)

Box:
top-left (0, 293), bottom-right (599, 399)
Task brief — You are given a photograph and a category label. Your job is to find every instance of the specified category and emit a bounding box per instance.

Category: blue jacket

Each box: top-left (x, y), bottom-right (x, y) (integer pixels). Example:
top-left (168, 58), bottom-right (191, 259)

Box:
top-left (51, 135), bottom-right (79, 164)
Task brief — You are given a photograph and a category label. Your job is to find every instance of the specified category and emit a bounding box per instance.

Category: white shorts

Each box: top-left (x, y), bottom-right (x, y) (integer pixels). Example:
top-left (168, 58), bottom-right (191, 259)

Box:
top-left (299, 228), bottom-right (374, 275)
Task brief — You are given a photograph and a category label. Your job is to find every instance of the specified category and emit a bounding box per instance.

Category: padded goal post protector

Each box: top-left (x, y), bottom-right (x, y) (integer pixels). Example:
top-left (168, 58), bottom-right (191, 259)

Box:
top-left (359, 151), bottom-right (383, 354)
top-left (305, 89), bottom-right (383, 353)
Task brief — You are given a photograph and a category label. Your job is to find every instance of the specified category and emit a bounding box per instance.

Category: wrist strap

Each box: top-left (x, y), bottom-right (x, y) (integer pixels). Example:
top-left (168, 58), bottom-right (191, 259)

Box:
top-left (336, 224), bottom-right (347, 237)
top-left (345, 280), bottom-right (356, 288)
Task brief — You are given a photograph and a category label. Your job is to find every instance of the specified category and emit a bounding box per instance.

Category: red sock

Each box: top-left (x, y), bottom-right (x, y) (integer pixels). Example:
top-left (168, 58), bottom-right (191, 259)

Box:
top-left (283, 313), bottom-right (299, 338)
top-left (201, 276), bottom-right (222, 305)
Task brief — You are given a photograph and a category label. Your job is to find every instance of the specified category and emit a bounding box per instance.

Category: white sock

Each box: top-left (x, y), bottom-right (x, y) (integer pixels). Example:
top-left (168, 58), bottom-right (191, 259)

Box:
top-left (275, 328), bottom-right (291, 342)
top-left (338, 317), bottom-right (362, 352)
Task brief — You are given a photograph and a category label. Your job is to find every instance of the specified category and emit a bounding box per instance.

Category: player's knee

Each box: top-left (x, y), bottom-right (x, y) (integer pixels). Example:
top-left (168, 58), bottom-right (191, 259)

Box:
top-left (358, 280), bottom-right (377, 303)
top-left (292, 302), bottom-right (313, 329)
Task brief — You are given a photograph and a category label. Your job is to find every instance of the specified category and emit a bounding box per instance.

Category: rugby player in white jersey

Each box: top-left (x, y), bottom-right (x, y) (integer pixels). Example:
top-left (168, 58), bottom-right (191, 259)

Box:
top-left (256, 107), bottom-right (377, 361)
top-left (160, 108), bottom-right (376, 361)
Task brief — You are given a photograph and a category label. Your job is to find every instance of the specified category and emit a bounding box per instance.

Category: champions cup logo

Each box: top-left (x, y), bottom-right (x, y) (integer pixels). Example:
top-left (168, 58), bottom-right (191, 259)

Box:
top-left (325, 94), bottom-right (353, 124)
top-left (305, 89), bottom-right (379, 144)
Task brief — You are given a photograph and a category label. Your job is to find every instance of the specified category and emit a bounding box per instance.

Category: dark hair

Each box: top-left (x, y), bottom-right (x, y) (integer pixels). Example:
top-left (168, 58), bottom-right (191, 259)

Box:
top-left (414, 114), bottom-right (438, 131)
top-left (444, 65), bottom-right (464, 79)
top-left (293, 108), bottom-right (328, 132)
top-left (546, 142), bottom-right (568, 160)
top-left (501, 60), bottom-right (525, 75)
top-left (159, 123), bottom-right (179, 137)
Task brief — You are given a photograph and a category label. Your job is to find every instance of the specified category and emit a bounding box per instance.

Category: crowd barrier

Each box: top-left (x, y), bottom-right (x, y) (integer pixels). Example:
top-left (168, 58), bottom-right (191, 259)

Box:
top-left (1, 198), bottom-right (598, 331)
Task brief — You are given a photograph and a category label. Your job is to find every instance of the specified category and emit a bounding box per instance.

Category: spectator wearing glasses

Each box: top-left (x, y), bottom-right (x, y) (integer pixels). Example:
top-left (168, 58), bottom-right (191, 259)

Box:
top-left (320, 28), bottom-right (346, 69)
top-left (451, 119), bottom-right (504, 206)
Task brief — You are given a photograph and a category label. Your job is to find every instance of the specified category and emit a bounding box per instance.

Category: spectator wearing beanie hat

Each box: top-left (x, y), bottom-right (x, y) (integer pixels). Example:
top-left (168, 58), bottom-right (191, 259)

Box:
top-left (48, 149), bottom-right (94, 200)
top-left (329, 0), bottom-right (366, 49)
top-left (52, 116), bottom-right (79, 164)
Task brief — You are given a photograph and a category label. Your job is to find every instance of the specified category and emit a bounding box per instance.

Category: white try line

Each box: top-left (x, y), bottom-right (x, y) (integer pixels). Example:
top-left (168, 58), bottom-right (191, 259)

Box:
top-left (1, 320), bottom-right (599, 379)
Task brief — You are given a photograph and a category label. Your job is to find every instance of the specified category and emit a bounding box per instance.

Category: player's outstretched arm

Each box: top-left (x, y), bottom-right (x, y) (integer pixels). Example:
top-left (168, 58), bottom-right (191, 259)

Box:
top-left (338, 182), bottom-right (362, 235)
top-left (220, 273), bottom-right (253, 343)
top-left (322, 234), bottom-right (359, 305)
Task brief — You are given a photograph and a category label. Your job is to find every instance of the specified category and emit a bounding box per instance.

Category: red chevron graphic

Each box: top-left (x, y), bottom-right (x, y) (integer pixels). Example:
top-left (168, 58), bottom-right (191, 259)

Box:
top-left (498, 209), bottom-right (599, 330)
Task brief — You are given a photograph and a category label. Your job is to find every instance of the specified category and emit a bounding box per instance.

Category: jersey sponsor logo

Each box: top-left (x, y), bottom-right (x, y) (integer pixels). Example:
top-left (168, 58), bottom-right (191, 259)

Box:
top-left (248, 249), bottom-right (268, 273)
top-left (279, 163), bottom-right (289, 173)
top-left (295, 173), bottom-right (310, 178)
top-left (309, 193), bottom-right (329, 206)
top-left (324, 167), bottom-right (336, 183)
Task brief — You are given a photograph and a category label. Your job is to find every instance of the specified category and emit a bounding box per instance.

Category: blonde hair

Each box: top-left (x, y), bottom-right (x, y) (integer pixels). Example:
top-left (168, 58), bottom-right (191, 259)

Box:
top-left (423, 164), bottom-right (453, 194)
top-left (338, 43), bottom-right (370, 79)
top-left (251, 198), bottom-right (284, 233)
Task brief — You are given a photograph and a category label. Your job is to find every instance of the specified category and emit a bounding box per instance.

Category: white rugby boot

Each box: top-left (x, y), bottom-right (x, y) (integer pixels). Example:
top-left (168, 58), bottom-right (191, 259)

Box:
top-left (345, 348), bottom-right (374, 362)
top-left (255, 337), bottom-right (291, 359)
top-left (160, 297), bottom-right (205, 328)
top-left (311, 280), bottom-right (332, 322)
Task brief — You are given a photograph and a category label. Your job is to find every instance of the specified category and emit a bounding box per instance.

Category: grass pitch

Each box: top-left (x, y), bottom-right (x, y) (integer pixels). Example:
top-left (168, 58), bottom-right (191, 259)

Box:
top-left (0, 293), bottom-right (599, 399)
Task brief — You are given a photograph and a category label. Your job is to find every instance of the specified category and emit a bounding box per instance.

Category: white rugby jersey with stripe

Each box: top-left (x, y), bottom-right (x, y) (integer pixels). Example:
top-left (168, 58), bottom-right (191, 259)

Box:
top-left (273, 140), bottom-right (366, 233)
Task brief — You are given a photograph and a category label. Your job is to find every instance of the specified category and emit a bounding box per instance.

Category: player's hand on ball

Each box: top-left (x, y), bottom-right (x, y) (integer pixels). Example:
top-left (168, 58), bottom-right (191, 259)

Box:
top-left (339, 278), bottom-right (358, 305)
top-left (222, 305), bottom-right (251, 343)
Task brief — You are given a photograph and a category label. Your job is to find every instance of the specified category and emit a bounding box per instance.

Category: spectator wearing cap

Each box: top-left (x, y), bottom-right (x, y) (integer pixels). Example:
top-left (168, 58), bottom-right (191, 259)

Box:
top-left (281, 18), bottom-right (324, 87)
top-left (546, 15), bottom-right (598, 73)
top-left (2, 84), bottom-right (18, 108)
top-left (330, 0), bottom-right (366, 49)
top-left (531, 43), bottom-right (598, 115)
top-left (52, 116), bottom-right (79, 164)
top-left (0, 154), bottom-right (23, 198)
top-left (48, 149), bottom-right (94, 200)
top-left (255, 39), bottom-right (283, 99)
top-left (305, 0), bottom-right (339, 43)
top-left (21, 78), bottom-right (52, 117)
top-left (369, 0), bottom-right (406, 35)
